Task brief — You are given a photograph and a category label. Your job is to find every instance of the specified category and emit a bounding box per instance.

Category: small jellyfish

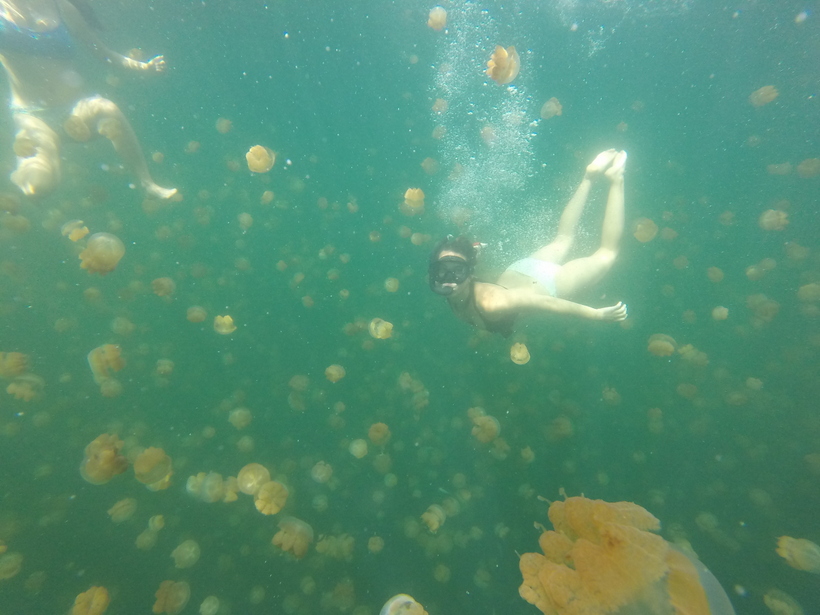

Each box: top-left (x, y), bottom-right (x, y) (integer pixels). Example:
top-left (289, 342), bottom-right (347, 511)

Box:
top-left (246, 145), bottom-right (275, 173)
top-left (380, 594), bottom-right (428, 615)
top-left (152, 277), bottom-right (176, 298)
top-left (80, 434), bottom-right (128, 485)
top-left (711, 306), bottom-right (729, 321)
top-left (369, 318), bottom-right (394, 339)
top-left (368, 536), bottom-right (385, 553)
top-left (79, 233), bottom-right (125, 275)
top-left (107, 498), bottom-right (137, 523)
top-left (71, 586), bottom-right (110, 615)
top-left (758, 209), bottom-right (789, 231)
top-left (421, 504), bottom-right (446, 533)
top-left (171, 539), bottom-right (201, 569)
top-left (647, 334), bottom-right (676, 357)
top-left (427, 7), bottom-right (446, 31)
top-left (471, 414), bottom-right (501, 443)
top-left (228, 407), bottom-right (252, 429)
top-left (187, 306), bottom-right (207, 323)
top-left (750, 85), bottom-right (778, 107)
top-left (215, 118), bottom-right (232, 134)
top-left (486, 45), bottom-right (520, 85)
top-left (539, 97), bottom-right (562, 120)
top-left (510, 342), bottom-right (530, 365)
top-left (310, 461), bottom-right (333, 483)
top-left (368, 423), bottom-right (391, 446)
top-left (61, 220), bottom-right (89, 242)
top-left (349, 439), bottom-right (368, 459)
top-left (254, 480), bottom-right (288, 515)
top-left (237, 463), bottom-right (270, 496)
top-left (213, 315), bottom-right (236, 334)
top-left (797, 158), bottom-right (820, 178)
top-left (272, 516), bottom-right (314, 559)
top-left (325, 364), bottom-right (346, 383)
top-left (133, 447), bottom-right (173, 490)
top-left (199, 596), bottom-right (220, 615)
top-left (153, 580), bottom-right (191, 615)
top-left (776, 536), bottom-right (820, 573)
top-left (632, 218), bottom-right (658, 242)
top-left (0, 552), bottom-right (22, 580)
top-left (384, 278), bottom-right (400, 292)
top-left (238, 212), bottom-right (253, 232)
top-left (403, 188), bottom-right (425, 214)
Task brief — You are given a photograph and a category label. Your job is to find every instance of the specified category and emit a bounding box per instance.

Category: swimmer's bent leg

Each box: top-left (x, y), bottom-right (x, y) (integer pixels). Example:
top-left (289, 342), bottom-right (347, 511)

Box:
top-left (10, 113), bottom-right (61, 196)
top-left (68, 96), bottom-right (177, 199)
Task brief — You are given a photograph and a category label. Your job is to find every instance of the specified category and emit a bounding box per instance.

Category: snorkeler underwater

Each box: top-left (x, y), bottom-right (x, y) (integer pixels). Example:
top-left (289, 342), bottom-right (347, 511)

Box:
top-left (0, 1), bottom-right (818, 614)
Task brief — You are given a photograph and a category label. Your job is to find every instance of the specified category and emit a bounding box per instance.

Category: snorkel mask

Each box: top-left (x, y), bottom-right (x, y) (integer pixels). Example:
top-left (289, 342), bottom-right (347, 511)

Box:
top-left (428, 235), bottom-right (479, 296)
top-left (429, 255), bottom-right (472, 296)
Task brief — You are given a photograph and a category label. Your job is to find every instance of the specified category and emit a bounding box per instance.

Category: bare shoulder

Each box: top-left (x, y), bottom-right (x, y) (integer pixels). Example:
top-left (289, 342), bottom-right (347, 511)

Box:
top-left (473, 282), bottom-right (512, 313)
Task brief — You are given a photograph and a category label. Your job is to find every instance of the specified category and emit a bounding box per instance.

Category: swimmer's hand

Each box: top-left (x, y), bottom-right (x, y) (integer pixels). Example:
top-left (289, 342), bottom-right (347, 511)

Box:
top-left (146, 55), bottom-right (167, 73)
top-left (597, 301), bottom-right (627, 322)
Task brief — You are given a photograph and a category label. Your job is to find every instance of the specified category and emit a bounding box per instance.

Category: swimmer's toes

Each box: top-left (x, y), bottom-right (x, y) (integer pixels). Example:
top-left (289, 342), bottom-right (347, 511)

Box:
top-left (587, 149), bottom-right (618, 174)
top-left (605, 151), bottom-right (627, 179)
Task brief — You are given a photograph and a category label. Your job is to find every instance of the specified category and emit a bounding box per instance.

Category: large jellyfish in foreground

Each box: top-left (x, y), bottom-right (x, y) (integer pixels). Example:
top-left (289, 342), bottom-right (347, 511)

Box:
top-left (519, 496), bottom-right (736, 615)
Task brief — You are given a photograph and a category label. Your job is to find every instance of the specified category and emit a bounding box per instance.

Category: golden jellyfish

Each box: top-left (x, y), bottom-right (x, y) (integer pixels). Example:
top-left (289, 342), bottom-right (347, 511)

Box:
top-left (79, 233), bottom-right (125, 275)
top-left (632, 217), bottom-right (658, 242)
top-left (260, 190), bottom-right (275, 204)
top-left (427, 6), bottom-right (446, 31)
top-left (647, 333), bottom-right (676, 357)
top-left (707, 266), bottom-right (724, 283)
top-left (133, 447), bottom-right (173, 490)
top-left (368, 536), bottom-right (385, 554)
top-left (315, 534), bottom-right (355, 560)
top-left (215, 117), bottom-right (232, 134)
top-left (369, 318), bottom-right (394, 339)
top-left (776, 536), bottom-right (820, 573)
top-left (246, 145), bottom-right (275, 173)
top-left (349, 438), bottom-right (368, 459)
top-left (486, 45), bottom-right (520, 85)
top-left (237, 463), bottom-right (271, 495)
top-left (71, 586), bottom-right (110, 615)
top-left (152, 277), bottom-right (176, 298)
top-left (380, 594), bottom-right (428, 615)
top-left (750, 85), bottom-right (778, 107)
top-left (421, 157), bottom-right (439, 175)
top-left (471, 414), bottom-right (501, 443)
top-left (421, 504), bottom-right (446, 533)
top-left (368, 422), bottom-right (391, 446)
top-left (540, 97), bottom-right (562, 120)
top-left (199, 596), bottom-right (220, 615)
top-left (156, 359), bottom-right (174, 376)
top-left (61, 219), bottom-right (89, 242)
top-left (6, 374), bottom-right (42, 401)
top-left (763, 589), bottom-right (804, 615)
top-left (255, 480), bottom-right (289, 515)
top-left (310, 461), bottom-right (333, 483)
top-left (759, 209), bottom-right (789, 231)
top-left (171, 539), bottom-right (201, 569)
top-left (87, 344), bottom-right (125, 386)
top-left (107, 497), bottom-right (137, 523)
top-left (0, 351), bottom-right (28, 378)
top-left (797, 157), bottom-right (820, 178)
top-left (238, 212), bottom-right (253, 232)
top-left (153, 580), bottom-right (191, 615)
top-left (325, 364), bottom-right (346, 383)
top-left (510, 342), bottom-right (530, 365)
top-left (272, 516), bottom-right (314, 559)
top-left (403, 188), bottom-right (425, 214)
top-left (712, 306), bottom-right (729, 320)
top-left (518, 495), bottom-right (736, 615)
top-left (80, 434), bottom-right (128, 485)
top-left (213, 315), bottom-right (236, 334)
top-left (384, 277), bottom-right (400, 292)
top-left (0, 552), bottom-right (23, 580)
top-left (228, 407), bottom-right (252, 429)
top-left (187, 306), bottom-right (207, 323)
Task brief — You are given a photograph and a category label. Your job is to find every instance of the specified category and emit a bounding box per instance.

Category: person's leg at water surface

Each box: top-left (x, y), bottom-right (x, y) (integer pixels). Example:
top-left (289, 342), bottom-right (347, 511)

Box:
top-left (554, 150), bottom-right (626, 301)
top-left (67, 95), bottom-right (177, 200)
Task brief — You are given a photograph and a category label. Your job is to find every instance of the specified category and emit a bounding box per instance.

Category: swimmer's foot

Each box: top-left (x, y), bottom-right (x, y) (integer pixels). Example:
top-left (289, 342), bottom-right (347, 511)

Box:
top-left (605, 150), bottom-right (627, 182)
top-left (144, 182), bottom-right (178, 200)
top-left (585, 149), bottom-right (618, 177)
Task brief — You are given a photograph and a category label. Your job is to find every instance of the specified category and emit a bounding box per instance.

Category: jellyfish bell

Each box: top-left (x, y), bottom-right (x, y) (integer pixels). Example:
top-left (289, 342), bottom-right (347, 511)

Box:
top-left (79, 233), bottom-right (125, 275)
top-left (486, 45), bottom-right (520, 85)
top-left (61, 219), bottom-right (89, 242)
top-left (369, 318), bottom-right (394, 339)
top-left (237, 463), bottom-right (271, 495)
top-left (776, 536), bottom-right (820, 573)
top-left (171, 539), bottom-right (201, 569)
top-left (255, 480), bottom-right (289, 515)
top-left (71, 585), bottom-right (110, 615)
top-left (107, 497), bottom-right (137, 523)
top-left (272, 516), bottom-right (314, 559)
top-left (246, 145), bottom-right (275, 173)
top-left (510, 342), bottom-right (530, 365)
top-left (380, 594), bottom-right (428, 615)
top-left (213, 315), bottom-right (236, 334)
top-left (133, 447), bottom-right (173, 489)
top-left (427, 7), bottom-right (446, 31)
top-left (540, 97), bottom-right (562, 120)
top-left (153, 580), bottom-right (190, 615)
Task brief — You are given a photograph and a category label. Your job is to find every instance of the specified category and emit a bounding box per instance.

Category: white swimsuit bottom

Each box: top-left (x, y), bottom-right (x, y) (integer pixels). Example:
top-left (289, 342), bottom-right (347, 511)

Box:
top-left (504, 257), bottom-right (561, 297)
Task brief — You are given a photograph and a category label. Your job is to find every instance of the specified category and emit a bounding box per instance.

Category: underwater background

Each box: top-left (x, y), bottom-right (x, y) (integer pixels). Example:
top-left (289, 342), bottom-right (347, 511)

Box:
top-left (1, 0), bottom-right (819, 613)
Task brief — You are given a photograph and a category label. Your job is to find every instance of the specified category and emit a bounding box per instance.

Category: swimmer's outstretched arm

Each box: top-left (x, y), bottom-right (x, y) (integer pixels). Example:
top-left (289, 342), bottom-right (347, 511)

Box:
top-left (479, 286), bottom-right (627, 322)
top-left (58, 0), bottom-right (167, 72)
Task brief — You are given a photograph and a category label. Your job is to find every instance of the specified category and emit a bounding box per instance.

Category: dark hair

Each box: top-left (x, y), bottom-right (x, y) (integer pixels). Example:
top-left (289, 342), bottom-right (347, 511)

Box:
top-left (429, 235), bottom-right (477, 269)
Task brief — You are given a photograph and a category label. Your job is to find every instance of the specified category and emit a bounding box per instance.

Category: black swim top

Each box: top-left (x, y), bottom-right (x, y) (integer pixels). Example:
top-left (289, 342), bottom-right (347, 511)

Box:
top-left (0, 13), bottom-right (74, 58)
